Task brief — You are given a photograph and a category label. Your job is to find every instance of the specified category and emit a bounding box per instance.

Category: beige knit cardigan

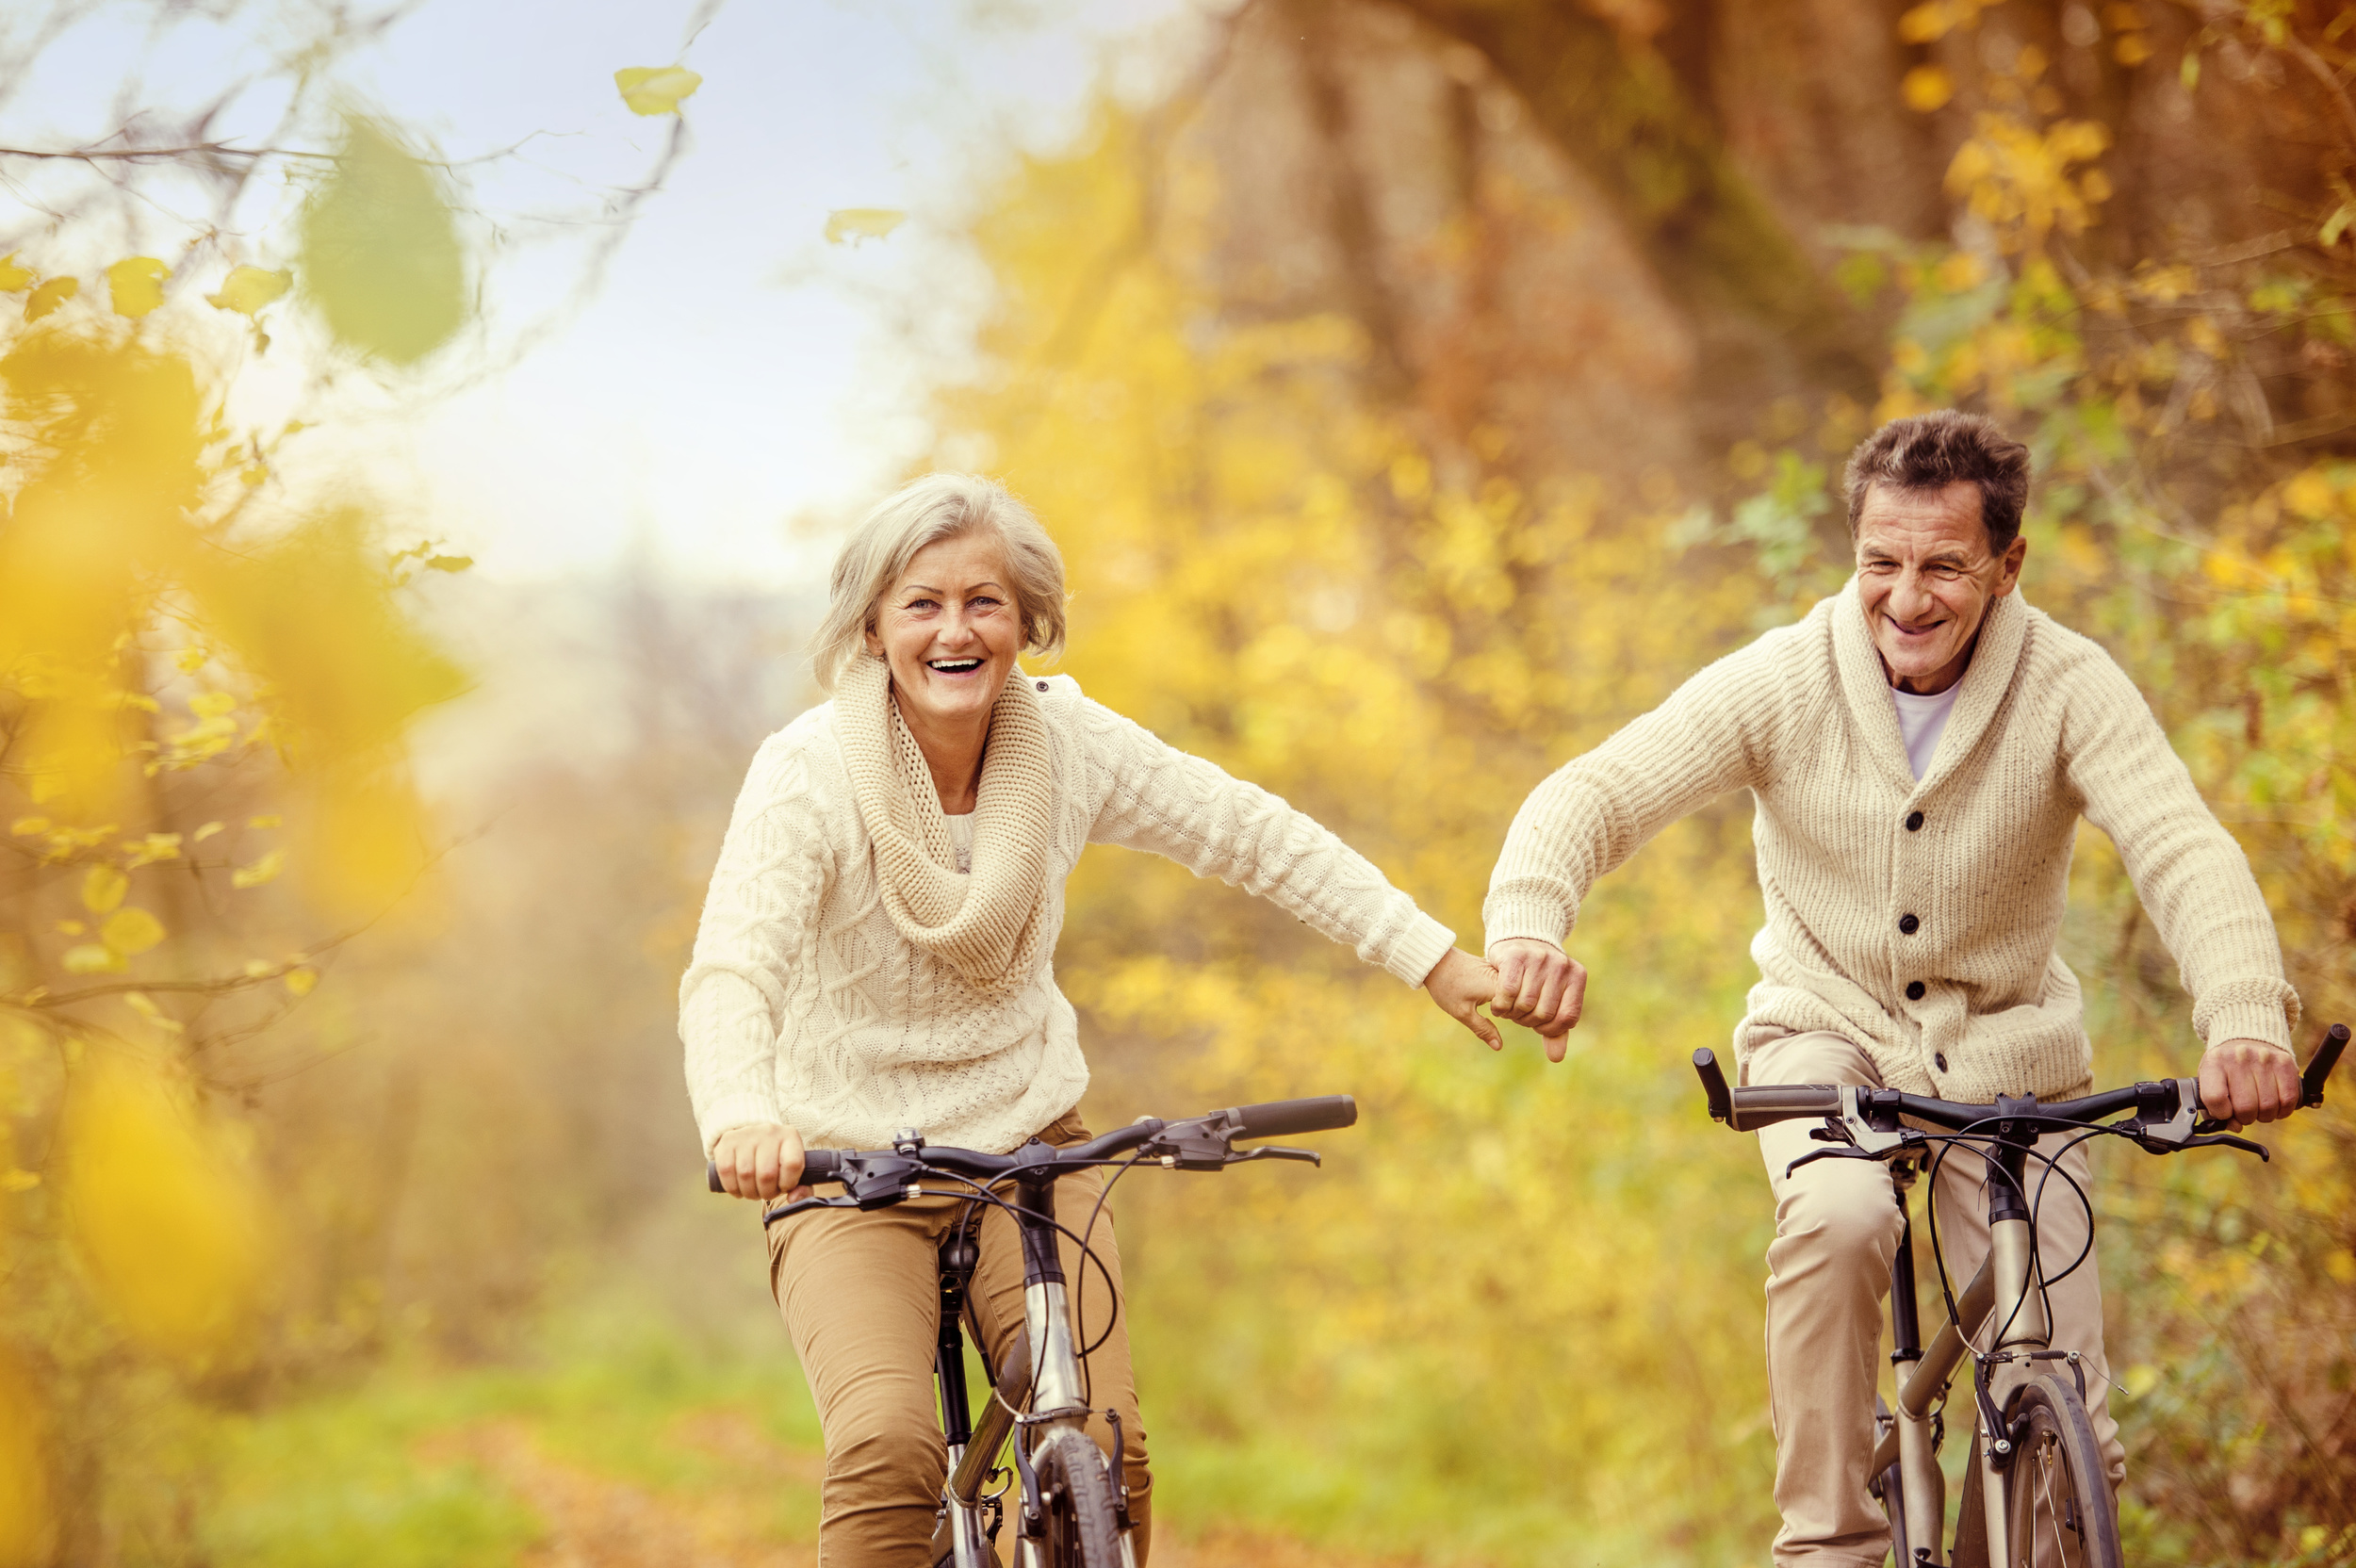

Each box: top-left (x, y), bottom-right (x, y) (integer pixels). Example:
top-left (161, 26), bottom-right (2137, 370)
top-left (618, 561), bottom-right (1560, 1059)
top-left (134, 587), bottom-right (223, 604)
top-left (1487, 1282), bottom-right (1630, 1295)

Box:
top-left (1484, 580), bottom-right (2299, 1103)
top-left (680, 675), bottom-right (1456, 1157)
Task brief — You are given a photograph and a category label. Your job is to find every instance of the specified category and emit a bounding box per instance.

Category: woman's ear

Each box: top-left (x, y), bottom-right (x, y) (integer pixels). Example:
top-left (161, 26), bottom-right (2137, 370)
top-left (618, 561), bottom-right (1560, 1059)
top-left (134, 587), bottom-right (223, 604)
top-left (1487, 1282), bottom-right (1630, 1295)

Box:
top-left (861, 617), bottom-right (883, 657)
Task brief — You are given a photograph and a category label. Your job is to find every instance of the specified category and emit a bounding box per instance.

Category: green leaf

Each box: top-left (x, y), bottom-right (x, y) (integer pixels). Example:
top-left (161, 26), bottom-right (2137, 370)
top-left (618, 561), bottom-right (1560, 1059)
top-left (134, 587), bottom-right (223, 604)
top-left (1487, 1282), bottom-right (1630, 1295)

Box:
top-left (298, 119), bottom-right (467, 366)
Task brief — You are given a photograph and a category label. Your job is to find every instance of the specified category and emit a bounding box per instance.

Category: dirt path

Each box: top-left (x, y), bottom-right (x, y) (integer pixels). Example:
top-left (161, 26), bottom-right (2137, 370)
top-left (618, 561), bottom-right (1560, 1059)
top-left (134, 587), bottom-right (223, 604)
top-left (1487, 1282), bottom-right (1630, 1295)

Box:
top-left (442, 1415), bottom-right (1427, 1568)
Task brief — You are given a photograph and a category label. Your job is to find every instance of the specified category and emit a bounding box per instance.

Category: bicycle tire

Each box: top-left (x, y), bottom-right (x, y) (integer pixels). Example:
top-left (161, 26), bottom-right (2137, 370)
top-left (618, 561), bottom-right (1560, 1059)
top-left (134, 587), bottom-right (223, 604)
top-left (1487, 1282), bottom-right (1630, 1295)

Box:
top-left (2004, 1373), bottom-right (2122, 1568)
top-left (1031, 1426), bottom-right (1123, 1568)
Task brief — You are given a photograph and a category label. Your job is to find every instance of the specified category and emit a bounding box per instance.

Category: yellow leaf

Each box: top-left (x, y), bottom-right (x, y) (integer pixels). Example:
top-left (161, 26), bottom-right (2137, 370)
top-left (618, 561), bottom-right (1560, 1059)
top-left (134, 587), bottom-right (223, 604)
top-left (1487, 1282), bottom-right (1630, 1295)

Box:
top-left (100, 907), bottom-right (165, 956)
top-left (0, 253), bottom-right (33, 291)
top-left (24, 276), bottom-right (77, 321)
top-left (614, 65), bottom-right (704, 116)
top-left (80, 865), bottom-right (128, 915)
top-left (105, 256), bottom-right (169, 319)
top-left (60, 944), bottom-right (123, 974)
top-left (424, 553), bottom-right (473, 572)
top-left (205, 265), bottom-right (291, 318)
top-left (52, 921), bottom-right (84, 937)
top-left (189, 692), bottom-right (237, 719)
top-left (283, 967), bottom-right (319, 997)
top-left (230, 849), bottom-right (285, 890)
top-left (247, 814), bottom-right (282, 829)
top-left (825, 208), bottom-right (908, 246)
top-left (242, 959), bottom-right (273, 978)
top-left (61, 1054), bottom-right (269, 1355)
top-left (2116, 32), bottom-right (2152, 66)
top-left (0, 1169), bottom-right (37, 1192)
top-left (1898, 1), bottom-right (1951, 41)
top-left (193, 822), bottom-right (225, 842)
top-left (10, 818), bottom-right (50, 837)
top-left (1902, 65), bottom-right (1954, 112)
top-left (2282, 468), bottom-right (2336, 519)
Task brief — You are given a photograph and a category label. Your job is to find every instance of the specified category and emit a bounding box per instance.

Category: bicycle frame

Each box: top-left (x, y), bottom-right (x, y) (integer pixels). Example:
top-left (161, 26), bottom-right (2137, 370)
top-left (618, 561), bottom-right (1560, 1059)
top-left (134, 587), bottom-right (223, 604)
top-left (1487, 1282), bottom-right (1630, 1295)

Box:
top-left (1877, 1130), bottom-right (2065, 1568)
top-left (936, 1167), bottom-right (1140, 1568)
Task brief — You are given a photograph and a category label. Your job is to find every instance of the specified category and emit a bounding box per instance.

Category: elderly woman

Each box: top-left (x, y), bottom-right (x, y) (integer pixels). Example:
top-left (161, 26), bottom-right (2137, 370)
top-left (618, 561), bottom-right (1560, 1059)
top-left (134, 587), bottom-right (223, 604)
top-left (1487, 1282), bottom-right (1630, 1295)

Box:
top-left (680, 472), bottom-right (1498, 1565)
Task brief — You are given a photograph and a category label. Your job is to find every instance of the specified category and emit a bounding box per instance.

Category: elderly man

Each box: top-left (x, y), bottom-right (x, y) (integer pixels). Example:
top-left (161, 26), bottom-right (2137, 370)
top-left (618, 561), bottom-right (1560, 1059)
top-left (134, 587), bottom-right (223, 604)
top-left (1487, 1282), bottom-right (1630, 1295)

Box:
top-left (1482, 411), bottom-right (2301, 1566)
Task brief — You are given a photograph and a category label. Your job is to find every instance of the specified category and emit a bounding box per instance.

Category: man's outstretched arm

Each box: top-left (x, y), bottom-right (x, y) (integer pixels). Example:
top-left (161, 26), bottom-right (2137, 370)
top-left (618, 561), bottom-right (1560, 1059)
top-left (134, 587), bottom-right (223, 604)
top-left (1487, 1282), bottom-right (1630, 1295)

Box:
top-left (1484, 640), bottom-right (1786, 1052)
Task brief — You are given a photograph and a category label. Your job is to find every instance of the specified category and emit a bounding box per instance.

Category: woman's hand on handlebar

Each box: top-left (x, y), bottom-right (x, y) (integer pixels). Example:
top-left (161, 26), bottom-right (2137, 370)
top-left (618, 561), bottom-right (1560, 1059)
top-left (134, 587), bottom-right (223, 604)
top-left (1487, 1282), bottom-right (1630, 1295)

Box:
top-left (2198, 1037), bottom-right (2303, 1132)
top-left (1424, 948), bottom-right (1505, 1052)
top-left (1486, 938), bottom-right (1587, 1060)
top-left (712, 1122), bottom-right (810, 1201)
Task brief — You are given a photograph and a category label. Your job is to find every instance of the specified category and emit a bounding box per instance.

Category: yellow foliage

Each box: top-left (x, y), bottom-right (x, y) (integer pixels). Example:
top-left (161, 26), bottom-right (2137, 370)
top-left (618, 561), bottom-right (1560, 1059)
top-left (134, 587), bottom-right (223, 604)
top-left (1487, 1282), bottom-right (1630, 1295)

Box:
top-left (0, 254), bottom-right (32, 293)
top-left (80, 864), bottom-right (127, 914)
top-left (1945, 114), bottom-right (2113, 252)
top-left (104, 256), bottom-right (168, 319)
top-left (100, 906), bottom-right (164, 956)
top-left (0, 1351), bottom-right (52, 1568)
top-left (60, 1054), bottom-right (269, 1356)
top-left (205, 265), bottom-right (291, 318)
top-left (825, 208), bottom-right (908, 245)
top-left (614, 65), bottom-right (703, 116)
top-left (22, 277), bottom-right (76, 322)
top-left (1902, 65), bottom-right (1955, 112)
top-left (229, 850), bottom-right (284, 890)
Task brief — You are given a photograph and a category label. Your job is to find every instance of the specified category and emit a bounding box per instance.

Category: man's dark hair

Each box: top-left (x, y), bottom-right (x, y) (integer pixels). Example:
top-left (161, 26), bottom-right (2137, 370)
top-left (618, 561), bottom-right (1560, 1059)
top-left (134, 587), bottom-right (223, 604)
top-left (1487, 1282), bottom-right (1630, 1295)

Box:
top-left (1842, 411), bottom-right (2031, 554)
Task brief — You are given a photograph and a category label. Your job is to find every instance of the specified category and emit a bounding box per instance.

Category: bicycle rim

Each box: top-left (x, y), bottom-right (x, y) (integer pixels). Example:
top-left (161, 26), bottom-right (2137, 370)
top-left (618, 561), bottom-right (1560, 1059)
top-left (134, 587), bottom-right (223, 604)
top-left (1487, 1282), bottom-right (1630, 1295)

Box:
top-left (1031, 1427), bottom-right (1122, 1568)
top-left (2004, 1373), bottom-right (2122, 1568)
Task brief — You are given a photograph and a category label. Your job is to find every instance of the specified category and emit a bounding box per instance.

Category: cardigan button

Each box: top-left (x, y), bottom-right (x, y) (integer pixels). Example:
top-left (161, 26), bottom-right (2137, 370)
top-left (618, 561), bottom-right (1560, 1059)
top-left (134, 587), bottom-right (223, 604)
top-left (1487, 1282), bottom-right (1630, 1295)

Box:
top-left (1905, 810), bottom-right (1924, 831)
top-left (1036, 680), bottom-right (1050, 692)
top-left (1899, 913), bottom-right (1920, 935)
top-left (1935, 1053), bottom-right (1949, 1071)
top-left (1906, 980), bottom-right (1926, 1001)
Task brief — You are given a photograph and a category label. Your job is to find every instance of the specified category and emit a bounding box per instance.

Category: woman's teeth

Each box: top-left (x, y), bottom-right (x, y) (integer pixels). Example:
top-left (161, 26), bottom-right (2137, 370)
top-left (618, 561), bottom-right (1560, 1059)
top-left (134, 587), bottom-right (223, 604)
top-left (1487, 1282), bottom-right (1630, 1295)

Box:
top-left (928, 659), bottom-right (982, 673)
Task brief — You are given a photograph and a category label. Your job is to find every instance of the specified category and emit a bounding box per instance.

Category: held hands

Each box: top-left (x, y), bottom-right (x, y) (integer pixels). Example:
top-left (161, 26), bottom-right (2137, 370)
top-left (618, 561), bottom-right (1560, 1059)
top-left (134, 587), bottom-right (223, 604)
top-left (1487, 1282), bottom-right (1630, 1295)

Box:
top-left (711, 1121), bottom-right (810, 1201)
top-left (2197, 1037), bottom-right (2302, 1132)
top-left (1487, 938), bottom-right (1588, 1062)
top-left (1424, 948), bottom-right (1505, 1051)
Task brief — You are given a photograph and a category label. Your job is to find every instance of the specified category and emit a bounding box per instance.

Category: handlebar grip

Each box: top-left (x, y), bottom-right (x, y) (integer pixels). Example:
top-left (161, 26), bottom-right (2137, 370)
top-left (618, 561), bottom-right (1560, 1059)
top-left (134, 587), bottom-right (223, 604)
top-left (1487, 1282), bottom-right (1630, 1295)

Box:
top-left (2302, 1022), bottom-right (2349, 1109)
top-left (1693, 1049), bottom-right (1733, 1124)
top-left (1229, 1095), bottom-right (1357, 1139)
top-left (1726, 1085), bottom-right (1843, 1133)
top-left (706, 1147), bottom-right (845, 1194)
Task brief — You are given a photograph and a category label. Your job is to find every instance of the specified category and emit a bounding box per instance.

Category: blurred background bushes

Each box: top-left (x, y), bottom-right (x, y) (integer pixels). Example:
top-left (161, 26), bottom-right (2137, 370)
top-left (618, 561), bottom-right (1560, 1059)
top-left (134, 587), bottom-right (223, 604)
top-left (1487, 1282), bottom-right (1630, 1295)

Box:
top-left (3, 1), bottom-right (2351, 1564)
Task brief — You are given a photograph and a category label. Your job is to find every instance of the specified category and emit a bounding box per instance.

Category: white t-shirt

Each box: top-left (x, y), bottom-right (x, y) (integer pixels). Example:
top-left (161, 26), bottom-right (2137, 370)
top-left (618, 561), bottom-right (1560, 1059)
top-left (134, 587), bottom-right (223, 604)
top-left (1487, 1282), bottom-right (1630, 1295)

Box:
top-left (946, 811), bottom-right (974, 874)
top-left (1890, 683), bottom-right (1962, 781)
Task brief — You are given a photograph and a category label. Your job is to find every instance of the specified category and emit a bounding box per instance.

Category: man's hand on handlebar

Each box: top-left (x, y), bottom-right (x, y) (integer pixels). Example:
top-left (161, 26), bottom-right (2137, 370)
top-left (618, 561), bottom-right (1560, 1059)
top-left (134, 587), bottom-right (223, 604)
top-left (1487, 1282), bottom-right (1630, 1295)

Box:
top-left (1485, 938), bottom-right (1588, 1061)
top-left (2199, 1037), bottom-right (2303, 1132)
top-left (711, 1122), bottom-right (811, 1201)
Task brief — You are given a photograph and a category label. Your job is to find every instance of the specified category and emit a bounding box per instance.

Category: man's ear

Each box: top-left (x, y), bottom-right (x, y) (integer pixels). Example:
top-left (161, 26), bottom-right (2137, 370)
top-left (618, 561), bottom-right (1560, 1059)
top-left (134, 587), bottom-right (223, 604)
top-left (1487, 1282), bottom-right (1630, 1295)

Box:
top-left (1993, 532), bottom-right (2028, 596)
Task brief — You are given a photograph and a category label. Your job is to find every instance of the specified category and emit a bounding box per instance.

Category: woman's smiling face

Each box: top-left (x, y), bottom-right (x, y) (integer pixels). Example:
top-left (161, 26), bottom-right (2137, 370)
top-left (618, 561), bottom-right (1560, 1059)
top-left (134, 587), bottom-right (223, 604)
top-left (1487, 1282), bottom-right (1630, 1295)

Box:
top-left (864, 530), bottom-right (1025, 733)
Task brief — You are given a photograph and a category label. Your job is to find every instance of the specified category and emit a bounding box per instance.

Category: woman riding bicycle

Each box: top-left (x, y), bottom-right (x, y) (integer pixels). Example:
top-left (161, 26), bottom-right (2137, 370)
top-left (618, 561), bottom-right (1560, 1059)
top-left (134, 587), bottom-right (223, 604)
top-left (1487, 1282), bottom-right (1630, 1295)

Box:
top-left (679, 472), bottom-right (1500, 1565)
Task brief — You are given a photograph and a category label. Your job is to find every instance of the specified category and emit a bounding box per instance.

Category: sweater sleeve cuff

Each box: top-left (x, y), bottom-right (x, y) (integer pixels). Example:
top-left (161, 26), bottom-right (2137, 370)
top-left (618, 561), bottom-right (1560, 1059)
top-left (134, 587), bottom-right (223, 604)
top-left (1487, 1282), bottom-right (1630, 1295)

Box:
top-left (2198, 1000), bottom-right (2296, 1054)
top-left (1481, 892), bottom-right (1573, 956)
top-left (699, 1093), bottom-right (785, 1158)
top-left (1383, 912), bottom-right (1457, 988)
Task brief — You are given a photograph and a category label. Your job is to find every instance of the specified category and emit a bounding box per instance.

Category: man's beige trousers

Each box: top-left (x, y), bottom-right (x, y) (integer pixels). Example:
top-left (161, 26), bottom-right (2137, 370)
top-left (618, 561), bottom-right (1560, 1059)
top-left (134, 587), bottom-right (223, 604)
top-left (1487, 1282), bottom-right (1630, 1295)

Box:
top-left (766, 1111), bottom-right (1152, 1567)
top-left (1750, 1031), bottom-right (2125, 1568)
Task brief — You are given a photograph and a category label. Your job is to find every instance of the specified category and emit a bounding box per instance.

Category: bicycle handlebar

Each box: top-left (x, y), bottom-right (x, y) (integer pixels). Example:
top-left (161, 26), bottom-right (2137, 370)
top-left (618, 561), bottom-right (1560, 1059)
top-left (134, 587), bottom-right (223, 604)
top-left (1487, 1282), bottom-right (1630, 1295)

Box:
top-left (705, 1094), bottom-right (1358, 1195)
top-left (1693, 1021), bottom-right (2348, 1141)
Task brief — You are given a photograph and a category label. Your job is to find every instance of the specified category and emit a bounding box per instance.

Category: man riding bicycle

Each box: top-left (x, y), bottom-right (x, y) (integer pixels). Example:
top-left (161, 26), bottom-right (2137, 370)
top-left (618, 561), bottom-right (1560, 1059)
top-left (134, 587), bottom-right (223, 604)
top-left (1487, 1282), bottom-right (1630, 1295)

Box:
top-left (1481, 411), bottom-right (2302, 1568)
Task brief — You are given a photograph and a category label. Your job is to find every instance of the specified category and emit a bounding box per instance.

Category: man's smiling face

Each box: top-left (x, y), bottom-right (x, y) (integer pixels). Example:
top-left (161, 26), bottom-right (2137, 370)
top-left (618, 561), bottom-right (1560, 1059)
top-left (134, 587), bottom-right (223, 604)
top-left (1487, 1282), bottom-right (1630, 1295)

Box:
top-left (1853, 479), bottom-right (2027, 694)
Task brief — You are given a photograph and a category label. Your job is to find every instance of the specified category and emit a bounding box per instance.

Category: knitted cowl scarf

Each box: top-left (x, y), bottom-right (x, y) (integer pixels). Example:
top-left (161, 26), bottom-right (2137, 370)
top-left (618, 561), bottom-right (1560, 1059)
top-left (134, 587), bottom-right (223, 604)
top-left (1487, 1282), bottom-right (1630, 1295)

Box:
top-left (836, 652), bottom-right (1055, 999)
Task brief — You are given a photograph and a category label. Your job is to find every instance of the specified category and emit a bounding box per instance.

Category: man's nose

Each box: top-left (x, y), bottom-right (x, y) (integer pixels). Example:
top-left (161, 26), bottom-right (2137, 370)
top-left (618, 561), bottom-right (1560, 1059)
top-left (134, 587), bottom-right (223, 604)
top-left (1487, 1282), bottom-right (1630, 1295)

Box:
top-left (1889, 568), bottom-right (1935, 620)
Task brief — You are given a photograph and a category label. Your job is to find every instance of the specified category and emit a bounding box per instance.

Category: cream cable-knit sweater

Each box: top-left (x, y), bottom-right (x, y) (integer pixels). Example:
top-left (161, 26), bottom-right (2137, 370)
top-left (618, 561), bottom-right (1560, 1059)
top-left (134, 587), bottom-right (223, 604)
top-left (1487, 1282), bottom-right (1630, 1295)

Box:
top-left (1485, 581), bottom-right (2299, 1103)
top-left (681, 675), bottom-right (1457, 1156)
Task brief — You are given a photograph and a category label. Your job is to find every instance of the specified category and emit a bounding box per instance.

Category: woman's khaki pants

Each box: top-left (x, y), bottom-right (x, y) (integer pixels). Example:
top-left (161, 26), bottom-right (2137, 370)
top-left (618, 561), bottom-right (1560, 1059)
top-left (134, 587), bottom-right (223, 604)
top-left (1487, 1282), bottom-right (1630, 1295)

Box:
top-left (767, 1111), bottom-right (1152, 1567)
top-left (1750, 1031), bottom-right (2125, 1568)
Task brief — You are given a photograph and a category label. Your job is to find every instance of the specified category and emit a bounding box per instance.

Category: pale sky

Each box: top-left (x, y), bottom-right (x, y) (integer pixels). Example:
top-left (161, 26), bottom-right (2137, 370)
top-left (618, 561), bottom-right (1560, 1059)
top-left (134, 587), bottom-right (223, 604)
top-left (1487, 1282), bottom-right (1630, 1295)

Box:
top-left (1, 0), bottom-right (1203, 586)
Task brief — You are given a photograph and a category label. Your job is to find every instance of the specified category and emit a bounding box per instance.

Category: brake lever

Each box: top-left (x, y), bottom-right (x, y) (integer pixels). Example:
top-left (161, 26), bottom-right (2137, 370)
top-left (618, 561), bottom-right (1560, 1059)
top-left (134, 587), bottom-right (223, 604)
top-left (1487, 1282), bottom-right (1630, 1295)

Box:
top-left (761, 1194), bottom-right (863, 1228)
top-left (1224, 1145), bottom-right (1320, 1168)
top-left (2180, 1132), bottom-right (2270, 1162)
top-left (1784, 1146), bottom-right (1885, 1178)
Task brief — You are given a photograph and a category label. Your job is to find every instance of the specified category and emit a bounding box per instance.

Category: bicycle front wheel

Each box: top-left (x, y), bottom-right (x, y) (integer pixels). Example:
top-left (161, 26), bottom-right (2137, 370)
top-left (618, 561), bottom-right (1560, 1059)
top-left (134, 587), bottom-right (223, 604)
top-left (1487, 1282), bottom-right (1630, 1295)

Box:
top-left (2004, 1373), bottom-right (2122, 1568)
top-left (1031, 1426), bottom-right (1122, 1568)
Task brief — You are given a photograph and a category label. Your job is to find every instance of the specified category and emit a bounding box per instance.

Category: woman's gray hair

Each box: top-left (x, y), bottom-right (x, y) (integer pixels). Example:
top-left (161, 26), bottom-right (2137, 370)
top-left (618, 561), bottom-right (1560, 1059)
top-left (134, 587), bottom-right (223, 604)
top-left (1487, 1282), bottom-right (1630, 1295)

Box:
top-left (810, 472), bottom-right (1068, 693)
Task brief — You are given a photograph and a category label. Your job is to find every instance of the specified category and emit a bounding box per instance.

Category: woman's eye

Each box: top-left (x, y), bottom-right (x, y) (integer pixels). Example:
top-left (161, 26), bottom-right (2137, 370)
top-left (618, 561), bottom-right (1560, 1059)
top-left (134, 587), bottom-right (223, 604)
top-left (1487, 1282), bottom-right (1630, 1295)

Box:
top-left (905, 596), bottom-right (939, 612)
top-left (970, 596), bottom-right (1004, 612)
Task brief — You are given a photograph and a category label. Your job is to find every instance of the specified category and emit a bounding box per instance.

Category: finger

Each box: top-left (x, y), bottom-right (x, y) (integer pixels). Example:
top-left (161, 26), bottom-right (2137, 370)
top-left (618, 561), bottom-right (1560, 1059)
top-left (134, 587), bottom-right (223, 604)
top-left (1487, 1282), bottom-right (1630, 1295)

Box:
top-left (1490, 952), bottom-right (1525, 1020)
top-left (756, 1137), bottom-right (783, 1200)
top-left (781, 1135), bottom-right (808, 1191)
top-left (1513, 959), bottom-right (1546, 1022)
top-left (1544, 1024), bottom-right (1567, 1065)
top-left (2256, 1051), bottom-right (2297, 1123)
top-left (2198, 1056), bottom-right (2230, 1125)
top-left (1461, 1002), bottom-right (1502, 1052)
top-left (1531, 964), bottom-right (1567, 1032)
top-left (732, 1146), bottom-right (761, 1200)
top-left (1558, 960), bottom-right (1589, 1031)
